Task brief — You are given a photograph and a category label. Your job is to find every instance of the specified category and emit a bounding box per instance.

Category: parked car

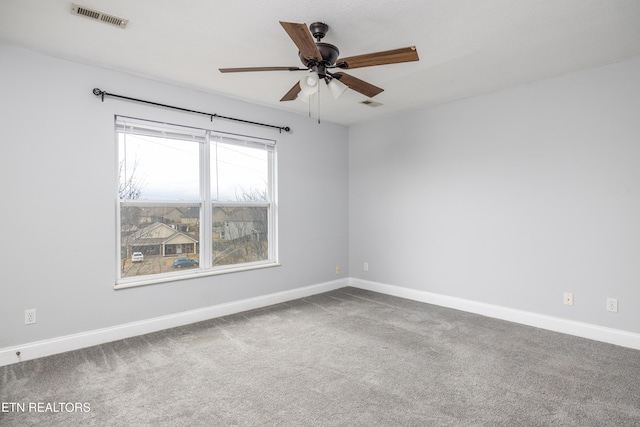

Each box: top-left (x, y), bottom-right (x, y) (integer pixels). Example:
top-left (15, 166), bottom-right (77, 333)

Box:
top-left (173, 257), bottom-right (198, 268)
top-left (131, 252), bottom-right (144, 263)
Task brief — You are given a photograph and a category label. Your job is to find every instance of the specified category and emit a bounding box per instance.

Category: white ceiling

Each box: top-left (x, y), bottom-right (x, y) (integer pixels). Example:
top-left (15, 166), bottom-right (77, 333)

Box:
top-left (1, 0), bottom-right (640, 125)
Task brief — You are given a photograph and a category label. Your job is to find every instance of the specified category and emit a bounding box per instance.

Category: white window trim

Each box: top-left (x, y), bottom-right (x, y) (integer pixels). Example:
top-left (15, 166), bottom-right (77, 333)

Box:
top-left (115, 261), bottom-right (282, 289)
top-left (114, 116), bottom-right (278, 289)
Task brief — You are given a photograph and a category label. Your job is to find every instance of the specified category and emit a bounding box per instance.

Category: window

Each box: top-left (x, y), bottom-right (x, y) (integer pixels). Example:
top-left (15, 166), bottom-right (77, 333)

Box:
top-left (116, 116), bottom-right (276, 286)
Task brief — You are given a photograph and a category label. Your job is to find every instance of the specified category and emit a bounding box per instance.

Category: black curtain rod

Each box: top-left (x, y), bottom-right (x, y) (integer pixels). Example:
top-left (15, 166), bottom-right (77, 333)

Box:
top-left (92, 88), bottom-right (291, 133)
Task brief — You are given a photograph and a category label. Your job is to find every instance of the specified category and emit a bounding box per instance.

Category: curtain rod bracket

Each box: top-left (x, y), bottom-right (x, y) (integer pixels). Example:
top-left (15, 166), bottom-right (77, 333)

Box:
top-left (92, 88), bottom-right (291, 133)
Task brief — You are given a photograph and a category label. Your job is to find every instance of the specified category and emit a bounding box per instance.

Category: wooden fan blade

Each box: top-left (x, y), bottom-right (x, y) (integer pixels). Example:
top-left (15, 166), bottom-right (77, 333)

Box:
top-left (333, 72), bottom-right (384, 98)
top-left (219, 66), bottom-right (304, 73)
top-left (337, 46), bottom-right (419, 69)
top-left (280, 21), bottom-right (322, 62)
top-left (280, 81), bottom-right (301, 102)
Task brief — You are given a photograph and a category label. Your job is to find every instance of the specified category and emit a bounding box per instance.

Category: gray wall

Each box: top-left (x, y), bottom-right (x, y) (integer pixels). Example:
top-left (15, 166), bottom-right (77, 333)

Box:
top-left (0, 45), bottom-right (349, 348)
top-left (349, 56), bottom-right (640, 334)
top-left (3, 42), bottom-right (639, 350)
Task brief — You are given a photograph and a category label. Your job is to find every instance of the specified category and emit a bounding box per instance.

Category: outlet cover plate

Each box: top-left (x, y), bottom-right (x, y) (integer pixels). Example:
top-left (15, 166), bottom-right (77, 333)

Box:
top-left (563, 292), bottom-right (574, 306)
top-left (25, 309), bottom-right (37, 325)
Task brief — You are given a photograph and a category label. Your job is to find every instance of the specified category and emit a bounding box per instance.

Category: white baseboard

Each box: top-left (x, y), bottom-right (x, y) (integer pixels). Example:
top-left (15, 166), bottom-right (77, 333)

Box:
top-left (0, 279), bottom-right (348, 367)
top-left (349, 278), bottom-right (640, 351)
top-left (4, 277), bottom-right (637, 367)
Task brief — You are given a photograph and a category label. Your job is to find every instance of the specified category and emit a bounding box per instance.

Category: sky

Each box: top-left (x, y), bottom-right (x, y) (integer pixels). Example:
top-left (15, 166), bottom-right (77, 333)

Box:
top-left (118, 132), bottom-right (269, 202)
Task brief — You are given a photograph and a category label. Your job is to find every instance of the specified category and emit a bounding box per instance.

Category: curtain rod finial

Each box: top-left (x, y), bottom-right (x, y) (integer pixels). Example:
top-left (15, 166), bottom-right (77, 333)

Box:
top-left (93, 88), bottom-right (105, 102)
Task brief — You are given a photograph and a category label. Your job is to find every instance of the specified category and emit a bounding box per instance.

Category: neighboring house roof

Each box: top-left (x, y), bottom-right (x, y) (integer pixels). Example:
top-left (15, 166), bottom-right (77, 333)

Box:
top-left (124, 222), bottom-right (198, 246)
top-left (181, 207), bottom-right (200, 219)
top-left (212, 207), bottom-right (265, 222)
top-left (162, 207), bottom-right (188, 222)
top-left (136, 207), bottom-right (187, 224)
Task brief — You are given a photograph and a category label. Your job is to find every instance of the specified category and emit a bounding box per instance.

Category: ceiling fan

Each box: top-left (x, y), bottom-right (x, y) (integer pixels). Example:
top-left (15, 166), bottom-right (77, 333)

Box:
top-left (219, 21), bottom-right (419, 103)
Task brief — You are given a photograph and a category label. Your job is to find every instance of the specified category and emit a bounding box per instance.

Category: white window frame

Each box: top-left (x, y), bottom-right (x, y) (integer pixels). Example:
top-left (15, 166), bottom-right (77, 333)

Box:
top-left (115, 116), bottom-right (278, 289)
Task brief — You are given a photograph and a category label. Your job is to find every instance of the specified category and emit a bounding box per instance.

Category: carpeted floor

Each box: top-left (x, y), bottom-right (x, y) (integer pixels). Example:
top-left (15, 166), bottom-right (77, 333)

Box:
top-left (1, 287), bottom-right (640, 426)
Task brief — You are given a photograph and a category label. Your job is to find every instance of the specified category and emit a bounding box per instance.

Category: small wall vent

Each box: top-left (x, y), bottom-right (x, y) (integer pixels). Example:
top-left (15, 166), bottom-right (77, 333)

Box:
top-left (71, 3), bottom-right (128, 28)
top-left (360, 100), bottom-right (383, 107)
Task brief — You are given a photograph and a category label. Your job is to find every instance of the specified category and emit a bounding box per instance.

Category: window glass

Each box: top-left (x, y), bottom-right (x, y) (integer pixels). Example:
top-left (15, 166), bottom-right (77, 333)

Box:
top-left (116, 116), bottom-right (276, 285)
top-left (212, 138), bottom-right (269, 202)
top-left (120, 204), bottom-right (200, 278)
top-left (118, 120), bottom-right (201, 201)
top-left (212, 206), bottom-right (269, 267)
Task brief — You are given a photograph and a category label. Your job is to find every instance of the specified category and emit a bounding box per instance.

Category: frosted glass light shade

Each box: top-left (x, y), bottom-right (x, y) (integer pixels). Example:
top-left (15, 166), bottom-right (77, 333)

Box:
top-left (296, 90), bottom-right (311, 103)
top-left (327, 78), bottom-right (348, 99)
top-left (299, 74), bottom-right (319, 94)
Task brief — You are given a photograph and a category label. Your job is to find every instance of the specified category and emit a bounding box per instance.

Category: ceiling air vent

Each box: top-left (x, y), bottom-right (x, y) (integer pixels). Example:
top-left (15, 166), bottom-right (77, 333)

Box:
top-left (71, 3), bottom-right (128, 28)
top-left (360, 100), bottom-right (383, 107)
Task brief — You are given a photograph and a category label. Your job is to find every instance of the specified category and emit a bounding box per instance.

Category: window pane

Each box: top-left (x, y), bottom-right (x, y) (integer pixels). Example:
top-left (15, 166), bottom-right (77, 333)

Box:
top-left (116, 117), bottom-right (276, 285)
top-left (121, 204), bottom-right (200, 278)
top-left (212, 206), bottom-right (269, 266)
top-left (119, 133), bottom-right (200, 201)
top-left (212, 141), bottom-right (268, 202)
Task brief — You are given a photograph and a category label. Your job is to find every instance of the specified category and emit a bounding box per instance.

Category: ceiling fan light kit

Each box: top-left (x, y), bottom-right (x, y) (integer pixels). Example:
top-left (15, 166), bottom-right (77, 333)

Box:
top-left (219, 21), bottom-right (419, 120)
top-left (296, 90), bottom-right (311, 103)
top-left (327, 78), bottom-right (348, 100)
top-left (300, 74), bottom-right (319, 94)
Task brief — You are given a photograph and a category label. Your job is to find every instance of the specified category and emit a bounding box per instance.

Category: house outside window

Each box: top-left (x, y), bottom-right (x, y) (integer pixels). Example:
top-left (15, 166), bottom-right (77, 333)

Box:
top-left (116, 116), bottom-right (277, 286)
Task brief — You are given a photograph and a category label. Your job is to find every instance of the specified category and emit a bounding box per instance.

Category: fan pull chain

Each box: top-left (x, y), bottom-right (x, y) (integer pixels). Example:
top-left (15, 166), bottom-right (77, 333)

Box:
top-left (317, 80), bottom-right (321, 124)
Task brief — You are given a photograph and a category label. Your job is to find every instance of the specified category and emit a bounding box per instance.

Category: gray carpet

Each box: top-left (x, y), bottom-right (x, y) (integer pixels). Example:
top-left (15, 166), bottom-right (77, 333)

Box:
top-left (1, 287), bottom-right (640, 426)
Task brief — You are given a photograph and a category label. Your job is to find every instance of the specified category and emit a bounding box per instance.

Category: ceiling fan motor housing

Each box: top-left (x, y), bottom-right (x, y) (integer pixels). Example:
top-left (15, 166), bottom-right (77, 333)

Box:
top-left (297, 22), bottom-right (339, 77)
top-left (299, 43), bottom-right (339, 68)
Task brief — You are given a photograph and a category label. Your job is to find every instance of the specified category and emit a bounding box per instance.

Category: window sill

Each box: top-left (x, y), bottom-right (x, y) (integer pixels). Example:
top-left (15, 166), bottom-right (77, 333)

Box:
top-left (114, 262), bottom-right (281, 290)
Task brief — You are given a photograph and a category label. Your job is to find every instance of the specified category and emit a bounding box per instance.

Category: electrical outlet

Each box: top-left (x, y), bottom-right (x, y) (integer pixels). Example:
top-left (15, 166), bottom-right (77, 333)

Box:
top-left (25, 309), bottom-right (37, 325)
top-left (363, 262), bottom-right (369, 271)
top-left (563, 292), bottom-right (574, 306)
top-left (335, 265), bottom-right (340, 275)
top-left (606, 298), bottom-right (618, 313)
